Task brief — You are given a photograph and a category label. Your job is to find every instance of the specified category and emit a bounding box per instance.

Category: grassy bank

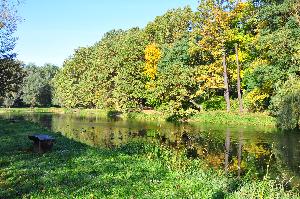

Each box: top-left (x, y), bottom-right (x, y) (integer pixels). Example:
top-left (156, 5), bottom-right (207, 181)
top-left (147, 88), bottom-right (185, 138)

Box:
top-left (0, 119), bottom-right (297, 198)
top-left (190, 111), bottom-right (276, 127)
top-left (0, 107), bottom-right (108, 116)
top-left (0, 108), bottom-right (276, 127)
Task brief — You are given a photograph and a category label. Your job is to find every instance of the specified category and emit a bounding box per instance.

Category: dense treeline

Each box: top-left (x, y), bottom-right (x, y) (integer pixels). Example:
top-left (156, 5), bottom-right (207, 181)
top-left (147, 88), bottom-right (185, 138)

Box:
top-left (0, 0), bottom-right (60, 108)
top-left (0, 63), bottom-right (59, 108)
top-left (1, 0), bottom-right (300, 129)
top-left (51, 0), bottom-right (300, 128)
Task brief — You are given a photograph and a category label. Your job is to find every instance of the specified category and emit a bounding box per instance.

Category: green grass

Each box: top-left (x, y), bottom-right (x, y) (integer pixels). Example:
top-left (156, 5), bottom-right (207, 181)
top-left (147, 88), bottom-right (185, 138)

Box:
top-left (0, 119), bottom-right (298, 198)
top-left (125, 111), bottom-right (167, 122)
top-left (0, 108), bottom-right (276, 128)
top-left (190, 111), bottom-right (276, 127)
top-left (0, 107), bottom-right (108, 117)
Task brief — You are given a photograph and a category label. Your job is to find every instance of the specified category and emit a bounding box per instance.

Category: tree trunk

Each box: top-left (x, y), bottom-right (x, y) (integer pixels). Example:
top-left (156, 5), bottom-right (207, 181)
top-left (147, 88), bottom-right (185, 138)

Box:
top-left (235, 43), bottom-right (243, 113)
top-left (222, 50), bottom-right (230, 112)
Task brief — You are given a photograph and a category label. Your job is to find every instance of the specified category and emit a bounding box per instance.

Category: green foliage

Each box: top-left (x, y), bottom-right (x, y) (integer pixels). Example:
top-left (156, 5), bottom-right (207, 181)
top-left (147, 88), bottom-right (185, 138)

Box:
top-left (202, 96), bottom-right (226, 111)
top-left (48, 0), bottom-right (300, 128)
top-left (53, 28), bottom-right (148, 111)
top-left (53, 45), bottom-right (101, 108)
top-left (270, 76), bottom-right (300, 130)
top-left (110, 28), bottom-right (148, 112)
top-left (21, 63), bottom-right (59, 107)
top-left (243, 87), bottom-right (270, 112)
top-left (148, 38), bottom-right (199, 117)
top-left (244, 0), bottom-right (300, 112)
top-left (145, 7), bottom-right (195, 45)
top-left (0, 58), bottom-right (24, 96)
top-left (91, 30), bottom-right (126, 109)
top-left (2, 90), bottom-right (21, 108)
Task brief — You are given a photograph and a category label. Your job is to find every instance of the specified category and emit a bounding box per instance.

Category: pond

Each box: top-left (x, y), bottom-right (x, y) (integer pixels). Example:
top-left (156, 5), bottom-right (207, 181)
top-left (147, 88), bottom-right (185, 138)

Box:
top-left (2, 112), bottom-right (300, 188)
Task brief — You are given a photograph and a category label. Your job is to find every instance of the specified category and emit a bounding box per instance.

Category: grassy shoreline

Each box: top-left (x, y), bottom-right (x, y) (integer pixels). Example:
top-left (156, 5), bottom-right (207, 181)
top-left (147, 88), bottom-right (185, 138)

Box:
top-left (0, 119), bottom-right (297, 198)
top-left (0, 107), bottom-right (276, 127)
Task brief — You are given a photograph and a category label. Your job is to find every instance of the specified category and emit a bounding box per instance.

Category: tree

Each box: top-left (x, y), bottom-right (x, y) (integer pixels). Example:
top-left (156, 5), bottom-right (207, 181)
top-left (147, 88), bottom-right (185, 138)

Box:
top-left (53, 45), bottom-right (100, 108)
top-left (147, 38), bottom-right (199, 118)
top-left (270, 76), bottom-right (300, 130)
top-left (244, 0), bottom-right (300, 111)
top-left (191, 0), bottom-right (256, 112)
top-left (2, 89), bottom-right (20, 108)
top-left (192, 0), bottom-right (238, 112)
top-left (143, 7), bottom-right (200, 115)
top-left (0, 58), bottom-right (24, 96)
top-left (111, 28), bottom-right (148, 112)
top-left (143, 43), bottom-right (161, 80)
top-left (0, 0), bottom-right (22, 96)
top-left (91, 30), bottom-right (126, 109)
top-left (21, 63), bottom-right (59, 107)
top-left (53, 28), bottom-right (148, 111)
top-left (230, 2), bottom-right (257, 113)
top-left (235, 44), bottom-right (243, 112)
top-left (0, 0), bottom-right (20, 59)
top-left (145, 7), bottom-right (195, 45)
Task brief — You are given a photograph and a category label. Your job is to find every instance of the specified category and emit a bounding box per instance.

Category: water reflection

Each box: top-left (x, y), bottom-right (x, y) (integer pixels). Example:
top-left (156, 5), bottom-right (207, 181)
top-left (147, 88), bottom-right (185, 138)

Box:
top-left (225, 129), bottom-right (230, 173)
top-left (1, 112), bottom-right (300, 187)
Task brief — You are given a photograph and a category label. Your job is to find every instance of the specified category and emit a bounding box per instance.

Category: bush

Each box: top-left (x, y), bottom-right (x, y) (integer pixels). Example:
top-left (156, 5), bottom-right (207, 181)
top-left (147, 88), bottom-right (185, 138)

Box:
top-left (244, 88), bottom-right (270, 112)
top-left (202, 96), bottom-right (226, 111)
top-left (270, 76), bottom-right (300, 130)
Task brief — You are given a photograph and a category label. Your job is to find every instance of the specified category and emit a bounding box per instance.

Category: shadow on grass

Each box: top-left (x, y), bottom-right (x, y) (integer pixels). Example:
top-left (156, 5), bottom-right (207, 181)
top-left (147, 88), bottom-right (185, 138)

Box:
top-left (0, 119), bottom-right (168, 198)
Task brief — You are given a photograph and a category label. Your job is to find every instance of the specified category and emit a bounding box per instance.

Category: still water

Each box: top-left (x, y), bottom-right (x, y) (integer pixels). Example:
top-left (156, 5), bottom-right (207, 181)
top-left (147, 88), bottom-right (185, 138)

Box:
top-left (2, 112), bottom-right (300, 187)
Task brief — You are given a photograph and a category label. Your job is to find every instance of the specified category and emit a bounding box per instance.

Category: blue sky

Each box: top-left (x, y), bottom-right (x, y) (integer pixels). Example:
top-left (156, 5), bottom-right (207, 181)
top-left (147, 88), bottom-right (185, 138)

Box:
top-left (15, 0), bottom-right (198, 66)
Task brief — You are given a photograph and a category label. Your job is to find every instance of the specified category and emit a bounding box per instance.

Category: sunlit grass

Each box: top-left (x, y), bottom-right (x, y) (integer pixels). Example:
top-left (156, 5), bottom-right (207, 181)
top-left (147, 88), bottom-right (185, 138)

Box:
top-left (190, 111), bottom-right (276, 127)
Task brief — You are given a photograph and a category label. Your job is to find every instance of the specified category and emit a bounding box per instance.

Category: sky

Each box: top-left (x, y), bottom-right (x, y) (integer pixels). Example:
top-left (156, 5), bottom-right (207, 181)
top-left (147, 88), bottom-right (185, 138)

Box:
top-left (14, 0), bottom-right (198, 66)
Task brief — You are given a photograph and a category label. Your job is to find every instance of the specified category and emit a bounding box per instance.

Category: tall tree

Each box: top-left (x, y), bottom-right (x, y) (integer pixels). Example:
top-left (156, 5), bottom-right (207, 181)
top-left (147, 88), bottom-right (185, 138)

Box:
top-left (22, 63), bottom-right (59, 107)
top-left (145, 7), bottom-right (195, 45)
top-left (0, 0), bottom-right (23, 97)
top-left (191, 0), bottom-right (255, 112)
top-left (193, 0), bottom-right (235, 112)
top-left (150, 38), bottom-right (199, 117)
top-left (111, 28), bottom-right (148, 112)
top-left (0, 58), bottom-right (24, 96)
top-left (235, 44), bottom-right (243, 112)
top-left (53, 46), bottom-right (98, 108)
top-left (245, 0), bottom-right (300, 111)
top-left (0, 0), bottom-right (20, 59)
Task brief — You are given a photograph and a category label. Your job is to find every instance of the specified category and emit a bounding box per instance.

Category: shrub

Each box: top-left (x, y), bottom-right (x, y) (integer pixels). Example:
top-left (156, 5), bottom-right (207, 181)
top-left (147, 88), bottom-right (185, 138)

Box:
top-left (270, 76), bottom-right (300, 130)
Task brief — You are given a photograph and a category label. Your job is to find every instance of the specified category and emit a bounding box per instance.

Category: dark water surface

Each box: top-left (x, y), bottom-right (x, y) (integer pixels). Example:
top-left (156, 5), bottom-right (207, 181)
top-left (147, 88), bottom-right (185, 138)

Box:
top-left (2, 112), bottom-right (300, 187)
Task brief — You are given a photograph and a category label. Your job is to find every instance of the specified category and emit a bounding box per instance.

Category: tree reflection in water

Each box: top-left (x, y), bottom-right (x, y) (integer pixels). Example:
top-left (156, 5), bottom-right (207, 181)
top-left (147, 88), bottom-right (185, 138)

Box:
top-left (2, 112), bottom-right (300, 188)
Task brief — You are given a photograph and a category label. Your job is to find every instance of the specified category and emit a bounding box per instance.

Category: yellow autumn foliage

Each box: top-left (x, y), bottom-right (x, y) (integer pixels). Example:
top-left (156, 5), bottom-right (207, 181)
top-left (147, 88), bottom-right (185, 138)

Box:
top-left (244, 88), bottom-right (270, 111)
top-left (195, 62), bottom-right (224, 96)
top-left (144, 43), bottom-right (161, 80)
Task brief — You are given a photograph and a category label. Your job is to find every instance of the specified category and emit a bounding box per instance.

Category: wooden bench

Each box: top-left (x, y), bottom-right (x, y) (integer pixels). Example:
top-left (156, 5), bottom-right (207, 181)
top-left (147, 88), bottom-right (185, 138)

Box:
top-left (28, 134), bottom-right (55, 153)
